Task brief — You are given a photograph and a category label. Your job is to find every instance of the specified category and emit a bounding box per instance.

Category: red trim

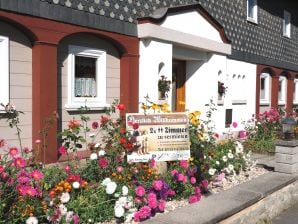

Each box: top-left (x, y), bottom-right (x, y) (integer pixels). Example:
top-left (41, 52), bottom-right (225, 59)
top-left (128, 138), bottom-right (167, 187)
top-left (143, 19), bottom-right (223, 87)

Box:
top-left (32, 42), bottom-right (58, 163)
top-left (138, 3), bottom-right (230, 44)
top-left (256, 64), bottom-right (297, 115)
top-left (0, 10), bottom-right (139, 163)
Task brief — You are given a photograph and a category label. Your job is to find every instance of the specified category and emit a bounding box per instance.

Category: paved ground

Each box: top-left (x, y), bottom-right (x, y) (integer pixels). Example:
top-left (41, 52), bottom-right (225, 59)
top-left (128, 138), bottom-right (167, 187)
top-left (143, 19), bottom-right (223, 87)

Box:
top-left (272, 202), bottom-right (298, 224)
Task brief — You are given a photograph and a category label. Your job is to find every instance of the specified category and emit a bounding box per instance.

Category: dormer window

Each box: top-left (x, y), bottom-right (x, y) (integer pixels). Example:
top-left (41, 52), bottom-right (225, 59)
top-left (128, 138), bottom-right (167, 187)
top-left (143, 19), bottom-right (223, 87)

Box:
top-left (247, 0), bottom-right (258, 23)
top-left (283, 10), bottom-right (291, 38)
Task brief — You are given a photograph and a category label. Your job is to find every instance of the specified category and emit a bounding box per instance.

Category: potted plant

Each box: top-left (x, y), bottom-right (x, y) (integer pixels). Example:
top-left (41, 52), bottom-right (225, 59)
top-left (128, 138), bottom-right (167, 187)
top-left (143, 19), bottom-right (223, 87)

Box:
top-left (218, 81), bottom-right (227, 99)
top-left (158, 75), bottom-right (171, 99)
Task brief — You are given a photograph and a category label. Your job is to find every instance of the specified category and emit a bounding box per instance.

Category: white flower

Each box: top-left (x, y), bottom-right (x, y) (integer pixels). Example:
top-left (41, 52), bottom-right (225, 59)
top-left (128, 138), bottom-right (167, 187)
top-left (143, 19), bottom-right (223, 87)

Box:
top-left (98, 150), bottom-right (106, 156)
top-left (26, 217), bottom-right (38, 224)
top-left (114, 205), bottom-right (125, 218)
top-left (203, 133), bottom-right (210, 142)
top-left (106, 181), bottom-right (117, 194)
top-left (215, 161), bottom-right (220, 165)
top-left (102, 178), bottom-right (112, 186)
top-left (90, 153), bottom-right (98, 160)
top-left (72, 181), bottom-right (80, 189)
top-left (118, 197), bottom-right (128, 206)
top-left (125, 213), bottom-right (134, 223)
top-left (228, 153), bottom-right (234, 159)
top-left (89, 133), bottom-right (95, 138)
top-left (114, 193), bottom-right (120, 198)
top-left (95, 143), bottom-right (100, 148)
top-left (222, 156), bottom-right (228, 162)
top-left (60, 192), bottom-right (70, 203)
top-left (208, 168), bottom-right (216, 176)
top-left (235, 142), bottom-right (244, 154)
top-left (228, 164), bottom-right (234, 170)
top-left (122, 186), bottom-right (129, 196)
top-left (88, 219), bottom-right (93, 223)
top-left (59, 204), bottom-right (68, 216)
top-left (65, 211), bottom-right (74, 223)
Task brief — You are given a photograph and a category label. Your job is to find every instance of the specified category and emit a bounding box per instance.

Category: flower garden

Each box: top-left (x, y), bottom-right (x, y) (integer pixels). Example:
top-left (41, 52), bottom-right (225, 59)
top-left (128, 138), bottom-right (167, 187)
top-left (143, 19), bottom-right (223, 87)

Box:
top-left (0, 100), bottom-right (295, 224)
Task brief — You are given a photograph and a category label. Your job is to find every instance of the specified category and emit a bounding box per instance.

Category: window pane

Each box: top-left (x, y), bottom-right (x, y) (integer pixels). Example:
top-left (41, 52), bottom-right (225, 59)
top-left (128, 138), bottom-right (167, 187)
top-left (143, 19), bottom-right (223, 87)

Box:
top-left (260, 77), bottom-right (265, 99)
top-left (75, 56), bottom-right (97, 97)
top-left (278, 80), bottom-right (283, 101)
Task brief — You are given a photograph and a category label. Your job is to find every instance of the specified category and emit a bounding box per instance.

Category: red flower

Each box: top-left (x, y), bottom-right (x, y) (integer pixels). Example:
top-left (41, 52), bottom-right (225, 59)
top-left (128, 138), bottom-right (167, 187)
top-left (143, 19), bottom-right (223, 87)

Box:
top-left (126, 142), bottom-right (133, 151)
top-left (132, 123), bottom-right (139, 130)
top-left (92, 121), bottom-right (99, 129)
top-left (100, 116), bottom-right (109, 127)
top-left (116, 103), bottom-right (125, 111)
top-left (119, 138), bottom-right (126, 144)
top-left (58, 146), bottom-right (67, 155)
top-left (120, 127), bottom-right (126, 134)
top-left (98, 157), bottom-right (109, 168)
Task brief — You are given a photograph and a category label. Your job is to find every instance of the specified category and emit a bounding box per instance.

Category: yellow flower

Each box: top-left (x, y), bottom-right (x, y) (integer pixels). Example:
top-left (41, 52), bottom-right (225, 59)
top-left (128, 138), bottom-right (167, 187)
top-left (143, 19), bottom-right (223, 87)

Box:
top-left (191, 118), bottom-right (199, 125)
top-left (141, 104), bottom-right (149, 110)
top-left (152, 104), bottom-right (159, 110)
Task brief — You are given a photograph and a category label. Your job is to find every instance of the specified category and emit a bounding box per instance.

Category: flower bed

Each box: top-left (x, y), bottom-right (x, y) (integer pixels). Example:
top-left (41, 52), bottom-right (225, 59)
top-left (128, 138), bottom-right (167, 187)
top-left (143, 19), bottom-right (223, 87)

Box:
top-left (0, 101), bottom-right (255, 223)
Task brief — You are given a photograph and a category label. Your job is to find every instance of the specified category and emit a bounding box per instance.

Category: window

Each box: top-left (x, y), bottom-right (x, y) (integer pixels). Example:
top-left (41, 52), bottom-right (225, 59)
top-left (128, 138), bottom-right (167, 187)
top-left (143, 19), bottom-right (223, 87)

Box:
top-left (225, 109), bottom-right (233, 128)
top-left (260, 73), bottom-right (270, 104)
top-left (0, 35), bottom-right (9, 110)
top-left (294, 79), bottom-right (298, 104)
top-left (66, 45), bottom-right (107, 110)
top-left (283, 10), bottom-right (291, 38)
top-left (278, 76), bottom-right (286, 104)
top-left (247, 0), bottom-right (258, 23)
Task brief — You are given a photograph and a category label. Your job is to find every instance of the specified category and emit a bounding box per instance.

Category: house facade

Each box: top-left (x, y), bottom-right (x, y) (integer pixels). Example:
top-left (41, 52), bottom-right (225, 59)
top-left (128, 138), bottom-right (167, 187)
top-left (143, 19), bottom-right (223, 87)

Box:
top-left (0, 0), bottom-right (297, 163)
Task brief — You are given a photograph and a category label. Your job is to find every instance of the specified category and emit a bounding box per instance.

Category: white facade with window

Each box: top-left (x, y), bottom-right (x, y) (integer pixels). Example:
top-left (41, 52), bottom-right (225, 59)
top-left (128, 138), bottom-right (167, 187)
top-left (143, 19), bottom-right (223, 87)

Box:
top-left (0, 35), bottom-right (9, 110)
top-left (66, 45), bottom-right (107, 110)
top-left (247, 0), bottom-right (258, 23)
top-left (278, 76), bottom-right (287, 105)
top-left (283, 10), bottom-right (291, 38)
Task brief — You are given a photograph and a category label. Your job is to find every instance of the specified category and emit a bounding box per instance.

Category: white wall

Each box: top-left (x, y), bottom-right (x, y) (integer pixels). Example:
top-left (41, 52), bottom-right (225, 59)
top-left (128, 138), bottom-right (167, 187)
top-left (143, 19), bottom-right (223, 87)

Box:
top-left (161, 10), bottom-right (222, 43)
top-left (139, 39), bottom-right (173, 105)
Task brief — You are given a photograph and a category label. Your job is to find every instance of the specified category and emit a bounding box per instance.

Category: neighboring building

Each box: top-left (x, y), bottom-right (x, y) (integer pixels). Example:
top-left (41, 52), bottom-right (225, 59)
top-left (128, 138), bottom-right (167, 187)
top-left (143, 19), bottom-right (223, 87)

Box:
top-left (0, 0), bottom-right (297, 163)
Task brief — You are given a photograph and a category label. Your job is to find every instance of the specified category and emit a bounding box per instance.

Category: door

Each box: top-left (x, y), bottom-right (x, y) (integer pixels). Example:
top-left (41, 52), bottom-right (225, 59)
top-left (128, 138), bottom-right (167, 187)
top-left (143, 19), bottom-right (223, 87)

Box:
top-left (172, 60), bottom-right (186, 112)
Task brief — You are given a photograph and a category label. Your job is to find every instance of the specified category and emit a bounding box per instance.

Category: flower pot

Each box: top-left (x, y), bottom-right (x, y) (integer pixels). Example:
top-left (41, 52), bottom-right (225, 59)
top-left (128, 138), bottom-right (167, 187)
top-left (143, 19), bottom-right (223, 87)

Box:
top-left (159, 91), bottom-right (166, 100)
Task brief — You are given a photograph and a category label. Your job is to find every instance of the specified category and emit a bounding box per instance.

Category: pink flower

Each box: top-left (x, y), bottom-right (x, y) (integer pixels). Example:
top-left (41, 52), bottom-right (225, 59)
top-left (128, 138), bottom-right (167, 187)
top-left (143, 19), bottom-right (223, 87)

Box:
top-left (179, 160), bottom-right (188, 169)
top-left (134, 212), bottom-right (141, 222)
top-left (158, 200), bottom-right (166, 212)
top-left (188, 195), bottom-right (199, 204)
top-left (14, 157), bottom-right (26, 169)
top-left (73, 214), bottom-right (80, 224)
top-left (135, 186), bottom-right (146, 197)
top-left (1, 172), bottom-right (8, 179)
top-left (232, 121), bottom-right (238, 128)
top-left (195, 186), bottom-right (201, 195)
top-left (149, 158), bottom-right (155, 168)
top-left (239, 130), bottom-right (248, 139)
top-left (213, 133), bottom-right (219, 138)
top-left (92, 121), bottom-right (99, 129)
top-left (98, 157), bottom-right (109, 168)
top-left (202, 179), bottom-right (209, 188)
top-left (0, 165), bottom-right (4, 174)
top-left (153, 180), bottom-right (163, 191)
top-left (64, 165), bottom-right (71, 173)
top-left (26, 186), bottom-right (37, 197)
top-left (138, 206), bottom-right (151, 219)
top-left (58, 146), bottom-right (67, 155)
top-left (148, 197), bottom-right (158, 209)
top-left (116, 166), bottom-right (124, 173)
top-left (190, 177), bottom-right (196, 185)
top-left (171, 169), bottom-right (178, 176)
top-left (167, 189), bottom-right (175, 196)
top-left (30, 170), bottom-right (43, 181)
top-left (177, 173), bottom-right (185, 182)
top-left (23, 147), bottom-right (31, 153)
top-left (134, 197), bottom-right (142, 205)
top-left (9, 147), bottom-right (19, 157)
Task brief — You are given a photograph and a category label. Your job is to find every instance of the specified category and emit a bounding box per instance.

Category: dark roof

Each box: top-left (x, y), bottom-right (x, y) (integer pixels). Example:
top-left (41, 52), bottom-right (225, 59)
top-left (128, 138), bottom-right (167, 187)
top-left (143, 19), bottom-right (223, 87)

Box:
top-left (0, 0), bottom-right (198, 36)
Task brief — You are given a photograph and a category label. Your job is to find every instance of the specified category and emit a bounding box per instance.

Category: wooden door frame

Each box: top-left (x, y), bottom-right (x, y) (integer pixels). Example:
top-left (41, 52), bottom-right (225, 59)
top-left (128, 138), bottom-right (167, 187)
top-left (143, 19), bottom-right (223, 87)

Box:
top-left (172, 60), bottom-right (186, 112)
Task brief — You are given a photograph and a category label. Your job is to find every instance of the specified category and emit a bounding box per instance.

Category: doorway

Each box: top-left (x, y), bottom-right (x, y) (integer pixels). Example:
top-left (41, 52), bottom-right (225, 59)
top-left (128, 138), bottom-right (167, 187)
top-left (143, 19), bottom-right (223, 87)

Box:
top-left (172, 60), bottom-right (186, 112)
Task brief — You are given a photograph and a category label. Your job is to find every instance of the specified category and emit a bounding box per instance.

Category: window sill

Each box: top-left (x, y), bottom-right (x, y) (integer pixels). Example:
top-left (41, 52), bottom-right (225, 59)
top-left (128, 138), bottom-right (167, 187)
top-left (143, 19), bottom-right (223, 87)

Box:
top-left (65, 103), bottom-right (110, 111)
top-left (282, 34), bottom-right (291, 39)
top-left (260, 101), bottom-right (270, 106)
top-left (278, 102), bottom-right (286, 106)
top-left (217, 99), bottom-right (224, 106)
top-left (247, 17), bottom-right (258, 24)
top-left (232, 100), bottom-right (247, 105)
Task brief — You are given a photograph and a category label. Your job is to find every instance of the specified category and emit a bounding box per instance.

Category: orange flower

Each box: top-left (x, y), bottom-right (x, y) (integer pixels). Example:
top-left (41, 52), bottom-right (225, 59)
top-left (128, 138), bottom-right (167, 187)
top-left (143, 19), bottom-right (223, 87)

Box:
top-left (67, 119), bottom-right (80, 129)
